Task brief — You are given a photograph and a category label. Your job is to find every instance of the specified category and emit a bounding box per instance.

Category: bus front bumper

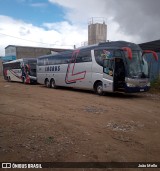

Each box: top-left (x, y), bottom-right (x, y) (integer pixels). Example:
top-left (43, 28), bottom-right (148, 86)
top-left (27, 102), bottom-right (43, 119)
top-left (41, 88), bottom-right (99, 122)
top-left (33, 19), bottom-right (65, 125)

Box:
top-left (125, 78), bottom-right (150, 93)
top-left (125, 85), bottom-right (150, 93)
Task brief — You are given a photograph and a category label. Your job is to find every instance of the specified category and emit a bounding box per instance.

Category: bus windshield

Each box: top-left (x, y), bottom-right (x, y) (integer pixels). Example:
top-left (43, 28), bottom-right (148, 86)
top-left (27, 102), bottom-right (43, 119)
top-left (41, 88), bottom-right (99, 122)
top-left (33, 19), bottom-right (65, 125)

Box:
top-left (127, 51), bottom-right (149, 78)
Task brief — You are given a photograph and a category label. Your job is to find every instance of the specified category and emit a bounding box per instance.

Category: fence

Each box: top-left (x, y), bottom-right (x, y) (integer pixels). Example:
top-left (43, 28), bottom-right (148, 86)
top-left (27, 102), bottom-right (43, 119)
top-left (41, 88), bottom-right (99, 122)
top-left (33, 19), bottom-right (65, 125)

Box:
top-left (145, 52), bottom-right (160, 81)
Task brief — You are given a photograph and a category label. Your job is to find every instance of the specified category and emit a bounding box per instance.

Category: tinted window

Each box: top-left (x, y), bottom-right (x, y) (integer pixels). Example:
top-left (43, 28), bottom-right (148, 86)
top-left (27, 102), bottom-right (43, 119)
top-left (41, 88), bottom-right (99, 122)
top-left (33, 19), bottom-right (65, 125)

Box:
top-left (48, 56), bottom-right (55, 65)
top-left (95, 49), bottom-right (113, 66)
top-left (37, 58), bottom-right (44, 66)
top-left (38, 52), bottom-right (77, 66)
top-left (76, 50), bottom-right (91, 63)
top-left (114, 50), bottom-right (122, 57)
top-left (28, 60), bottom-right (37, 65)
top-left (103, 59), bottom-right (114, 75)
top-left (3, 62), bottom-right (21, 69)
top-left (60, 54), bottom-right (71, 64)
top-left (48, 54), bottom-right (72, 65)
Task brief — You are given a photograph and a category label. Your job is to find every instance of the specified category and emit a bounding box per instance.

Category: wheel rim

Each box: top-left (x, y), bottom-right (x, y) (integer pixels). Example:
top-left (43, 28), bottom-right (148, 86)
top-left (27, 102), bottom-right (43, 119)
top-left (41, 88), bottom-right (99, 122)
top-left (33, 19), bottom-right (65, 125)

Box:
top-left (46, 80), bottom-right (49, 87)
top-left (97, 85), bottom-right (103, 94)
top-left (51, 80), bottom-right (55, 88)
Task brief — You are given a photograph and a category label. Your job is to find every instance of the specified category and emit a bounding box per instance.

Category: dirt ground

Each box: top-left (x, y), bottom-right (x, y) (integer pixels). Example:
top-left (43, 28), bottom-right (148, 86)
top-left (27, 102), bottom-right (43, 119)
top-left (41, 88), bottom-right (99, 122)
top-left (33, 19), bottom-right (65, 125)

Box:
top-left (0, 76), bottom-right (160, 170)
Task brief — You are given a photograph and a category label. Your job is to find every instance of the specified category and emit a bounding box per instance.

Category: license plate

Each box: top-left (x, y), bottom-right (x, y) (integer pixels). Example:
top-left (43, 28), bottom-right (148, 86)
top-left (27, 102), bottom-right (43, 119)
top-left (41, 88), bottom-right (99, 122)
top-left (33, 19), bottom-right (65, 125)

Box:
top-left (140, 89), bottom-right (144, 92)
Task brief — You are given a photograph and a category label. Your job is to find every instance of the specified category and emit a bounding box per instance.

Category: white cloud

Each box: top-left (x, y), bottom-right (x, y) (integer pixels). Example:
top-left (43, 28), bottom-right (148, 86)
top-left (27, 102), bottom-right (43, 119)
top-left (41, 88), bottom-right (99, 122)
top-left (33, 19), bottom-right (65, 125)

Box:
top-left (48, 0), bottom-right (141, 43)
top-left (48, 0), bottom-right (141, 42)
top-left (48, 0), bottom-right (160, 43)
top-left (2, 0), bottom-right (158, 56)
top-left (49, 0), bottom-right (109, 25)
top-left (0, 15), bottom-right (87, 56)
top-left (30, 3), bottom-right (48, 7)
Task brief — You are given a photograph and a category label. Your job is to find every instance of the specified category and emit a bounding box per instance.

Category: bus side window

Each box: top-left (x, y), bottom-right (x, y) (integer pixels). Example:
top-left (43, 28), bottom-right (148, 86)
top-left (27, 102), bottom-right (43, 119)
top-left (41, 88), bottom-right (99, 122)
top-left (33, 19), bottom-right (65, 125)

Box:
top-left (63, 55), bottom-right (72, 64)
top-left (55, 56), bottom-right (61, 65)
top-left (38, 58), bottom-right (44, 66)
top-left (103, 59), bottom-right (114, 76)
top-left (76, 52), bottom-right (83, 63)
top-left (70, 53), bottom-right (76, 63)
top-left (48, 56), bottom-right (53, 65)
top-left (114, 50), bottom-right (122, 57)
top-left (11, 62), bottom-right (20, 69)
top-left (95, 50), bottom-right (103, 66)
top-left (82, 50), bottom-right (92, 62)
top-left (16, 62), bottom-right (21, 69)
top-left (95, 49), bottom-right (114, 67)
top-left (60, 54), bottom-right (70, 64)
top-left (76, 50), bottom-right (91, 63)
top-left (44, 58), bottom-right (49, 65)
top-left (67, 53), bottom-right (73, 63)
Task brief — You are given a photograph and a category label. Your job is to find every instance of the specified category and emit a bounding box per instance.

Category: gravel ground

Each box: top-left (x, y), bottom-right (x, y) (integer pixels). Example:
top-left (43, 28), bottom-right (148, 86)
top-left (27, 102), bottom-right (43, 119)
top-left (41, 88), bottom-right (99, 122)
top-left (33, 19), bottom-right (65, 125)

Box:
top-left (0, 76), bottom-right (160, 170)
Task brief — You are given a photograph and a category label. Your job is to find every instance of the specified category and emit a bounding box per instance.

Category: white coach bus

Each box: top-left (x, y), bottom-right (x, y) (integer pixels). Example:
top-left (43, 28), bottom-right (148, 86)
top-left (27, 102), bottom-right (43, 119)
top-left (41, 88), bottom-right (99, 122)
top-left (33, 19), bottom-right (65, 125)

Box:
top-left (37, 41), bottom-right (158, 95)
top-left (3, 58), bottom-right (37, 84)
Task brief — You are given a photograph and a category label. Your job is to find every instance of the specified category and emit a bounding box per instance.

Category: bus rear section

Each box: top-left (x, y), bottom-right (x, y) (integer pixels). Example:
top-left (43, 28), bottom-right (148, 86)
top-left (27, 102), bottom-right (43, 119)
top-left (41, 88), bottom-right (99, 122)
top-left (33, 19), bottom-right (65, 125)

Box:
top-left (3, 59), bottom-right (23, 82)
top-left (24, 59), bottom-right (37, 84)
top-left (3, 58), bottom-right (37, 84)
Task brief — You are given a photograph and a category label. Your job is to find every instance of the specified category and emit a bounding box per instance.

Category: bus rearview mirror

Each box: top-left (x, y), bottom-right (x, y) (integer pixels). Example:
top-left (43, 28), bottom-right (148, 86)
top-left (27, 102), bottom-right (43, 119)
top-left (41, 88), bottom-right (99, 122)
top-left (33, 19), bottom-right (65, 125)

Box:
top-left (122, 47), bottom-right (132, 60)
top-left (143, 50), bottom-right (158, 61)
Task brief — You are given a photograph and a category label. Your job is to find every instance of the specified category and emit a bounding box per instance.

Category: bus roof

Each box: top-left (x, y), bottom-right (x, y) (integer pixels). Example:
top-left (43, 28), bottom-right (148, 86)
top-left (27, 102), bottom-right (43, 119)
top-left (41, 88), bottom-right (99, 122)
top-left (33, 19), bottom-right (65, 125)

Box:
top-left (77, 41), bottom-right (142, 51)
top-left (98, 41), bottom-right (142, 50)
top-left (3, 59), bottom-right (23, 64)
top-left (3, 58), bottom-right (37, 64)
top-left (38, 50), bottom-right (74, 59)
top-left (37, 41), bottom-right (142, 60)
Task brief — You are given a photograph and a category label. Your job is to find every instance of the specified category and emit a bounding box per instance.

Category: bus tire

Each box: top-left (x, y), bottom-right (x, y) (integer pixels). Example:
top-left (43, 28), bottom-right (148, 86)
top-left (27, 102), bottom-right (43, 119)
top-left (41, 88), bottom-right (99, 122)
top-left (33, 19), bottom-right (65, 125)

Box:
top-left (95, 82), bottom-right (103, 95)
top-left (22, 77), bottom-right (25, 84)
top-left (45, 78), bottom-right (50, 88)
top-left (50, 79), bottom-right (57, 89)
top-left (8, 76), bottom-right (11, 82)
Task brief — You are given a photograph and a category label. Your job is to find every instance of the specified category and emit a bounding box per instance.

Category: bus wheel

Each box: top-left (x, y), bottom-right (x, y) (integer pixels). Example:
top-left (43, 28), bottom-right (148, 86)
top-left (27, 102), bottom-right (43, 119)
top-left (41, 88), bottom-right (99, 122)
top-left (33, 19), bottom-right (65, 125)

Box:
top-left (22, 77), bottom-right (25, 84)
top-left (8, 76), bottom-right (11, 82)
top-left (50, 79), bottom-right (57, 89)
top-left (45, 79), bottom-right (50, 88)
top-left (95, 82), bottom-right (103, 95)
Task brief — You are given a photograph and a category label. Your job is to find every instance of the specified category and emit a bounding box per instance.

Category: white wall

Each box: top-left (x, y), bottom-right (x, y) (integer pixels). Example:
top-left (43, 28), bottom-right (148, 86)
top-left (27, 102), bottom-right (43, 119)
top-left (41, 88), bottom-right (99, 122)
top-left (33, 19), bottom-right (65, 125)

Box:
top-left (5, 46), bottom-right (16, 56)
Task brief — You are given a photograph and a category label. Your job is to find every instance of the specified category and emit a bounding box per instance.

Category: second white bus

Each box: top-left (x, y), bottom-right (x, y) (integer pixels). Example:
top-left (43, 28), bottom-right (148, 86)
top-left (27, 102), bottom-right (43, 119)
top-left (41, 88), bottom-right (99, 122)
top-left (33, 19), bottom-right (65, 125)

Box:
top-left (3, 58), bottom-right (37, 84)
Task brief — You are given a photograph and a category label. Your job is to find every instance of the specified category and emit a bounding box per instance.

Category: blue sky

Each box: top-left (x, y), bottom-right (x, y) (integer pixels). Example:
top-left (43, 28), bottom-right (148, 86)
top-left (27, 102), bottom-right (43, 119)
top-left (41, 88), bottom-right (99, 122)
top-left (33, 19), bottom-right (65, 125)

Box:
top-left (0, 0), bottom-right (65, 26)
top-left (0, 0), bottom-right (88, 56)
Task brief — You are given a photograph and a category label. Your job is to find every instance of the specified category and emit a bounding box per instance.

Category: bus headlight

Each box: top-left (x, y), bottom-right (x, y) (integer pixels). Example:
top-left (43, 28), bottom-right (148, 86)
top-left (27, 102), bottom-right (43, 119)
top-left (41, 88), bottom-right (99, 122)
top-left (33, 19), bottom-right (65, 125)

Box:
top-left (147, 82), bottom-right (150, 86)
top-left (126, 83), bottom-right (136, 87)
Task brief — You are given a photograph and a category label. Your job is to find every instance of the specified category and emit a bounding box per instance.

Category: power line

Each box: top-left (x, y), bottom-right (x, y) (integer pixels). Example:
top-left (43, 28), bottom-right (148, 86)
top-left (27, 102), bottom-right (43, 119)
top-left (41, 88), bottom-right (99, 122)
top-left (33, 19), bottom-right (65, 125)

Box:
top-left (0, 32), bottom-right (74, 47)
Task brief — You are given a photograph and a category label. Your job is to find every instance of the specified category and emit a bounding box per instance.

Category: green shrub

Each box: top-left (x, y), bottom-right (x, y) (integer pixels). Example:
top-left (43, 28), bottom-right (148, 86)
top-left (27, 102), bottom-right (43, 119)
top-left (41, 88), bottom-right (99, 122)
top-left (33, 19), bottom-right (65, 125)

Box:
top-left (150, 77), bottom-right (160, 93)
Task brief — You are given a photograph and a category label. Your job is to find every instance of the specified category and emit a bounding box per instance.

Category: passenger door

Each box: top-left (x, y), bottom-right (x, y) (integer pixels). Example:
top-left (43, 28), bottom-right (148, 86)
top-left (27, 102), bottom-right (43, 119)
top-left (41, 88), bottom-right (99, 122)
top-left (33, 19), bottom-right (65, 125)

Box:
top-left (103, 59), bottom-right (114, 92)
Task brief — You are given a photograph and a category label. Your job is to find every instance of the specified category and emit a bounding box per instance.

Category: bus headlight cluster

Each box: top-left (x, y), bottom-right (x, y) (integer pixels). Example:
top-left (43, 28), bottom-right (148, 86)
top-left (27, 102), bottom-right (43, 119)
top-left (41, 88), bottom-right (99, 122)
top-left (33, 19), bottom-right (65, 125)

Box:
top-left (147, 82), bottom-right (150, 86)
top-left (126, 83), bottom-right (136, 87)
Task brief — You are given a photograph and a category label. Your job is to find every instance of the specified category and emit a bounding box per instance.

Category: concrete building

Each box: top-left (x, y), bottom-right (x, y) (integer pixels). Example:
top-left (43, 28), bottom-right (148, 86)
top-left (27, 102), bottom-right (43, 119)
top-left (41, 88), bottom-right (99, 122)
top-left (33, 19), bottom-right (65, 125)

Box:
top-left (88, 18), bottom-right (107, 45)
top-left (0, 45), bottom-right (71, 76)
top-left (139, 40), bottom-right (160, 52)
top-left (5, 45), bottom-right (71, 60)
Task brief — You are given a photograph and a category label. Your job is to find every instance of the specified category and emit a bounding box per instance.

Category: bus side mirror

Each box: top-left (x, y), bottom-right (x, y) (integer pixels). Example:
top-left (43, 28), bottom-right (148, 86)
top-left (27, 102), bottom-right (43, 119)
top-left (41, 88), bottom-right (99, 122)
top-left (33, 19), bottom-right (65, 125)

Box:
top-left (143, 50), bottom-right (158, 61)
top-left (122, 47), bottom-right (132, 60)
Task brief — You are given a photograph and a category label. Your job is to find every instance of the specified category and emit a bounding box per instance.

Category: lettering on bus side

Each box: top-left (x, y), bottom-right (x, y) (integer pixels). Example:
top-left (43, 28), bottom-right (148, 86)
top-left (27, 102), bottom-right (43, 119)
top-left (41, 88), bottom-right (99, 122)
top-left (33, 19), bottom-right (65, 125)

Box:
top-left (45, 66), bottom-right (60, 72)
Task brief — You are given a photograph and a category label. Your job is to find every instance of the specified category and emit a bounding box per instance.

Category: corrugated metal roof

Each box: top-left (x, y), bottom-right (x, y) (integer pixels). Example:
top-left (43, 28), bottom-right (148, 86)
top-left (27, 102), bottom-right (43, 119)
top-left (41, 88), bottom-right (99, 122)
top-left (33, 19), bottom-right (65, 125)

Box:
top-left (139, 40), bottom-right (160, 52)
top-left (5, 45), bottom-right (72, 52)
